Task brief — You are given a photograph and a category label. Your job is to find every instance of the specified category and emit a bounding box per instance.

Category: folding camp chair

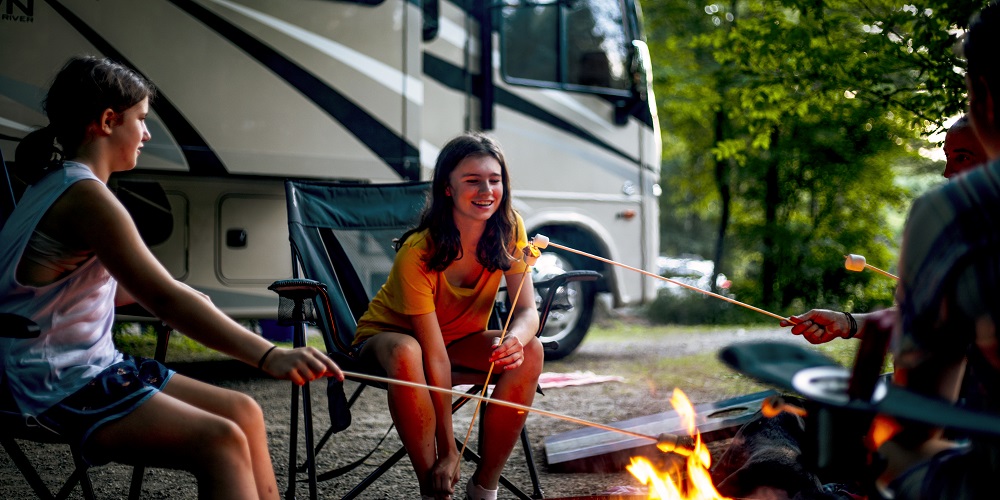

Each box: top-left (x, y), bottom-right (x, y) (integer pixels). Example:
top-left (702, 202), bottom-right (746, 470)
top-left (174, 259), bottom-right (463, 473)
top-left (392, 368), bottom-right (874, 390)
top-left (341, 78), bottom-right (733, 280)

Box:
top-left (269, 179), bottom-right (600, 500)
top-left (0, 149), bottom-right (166, 499)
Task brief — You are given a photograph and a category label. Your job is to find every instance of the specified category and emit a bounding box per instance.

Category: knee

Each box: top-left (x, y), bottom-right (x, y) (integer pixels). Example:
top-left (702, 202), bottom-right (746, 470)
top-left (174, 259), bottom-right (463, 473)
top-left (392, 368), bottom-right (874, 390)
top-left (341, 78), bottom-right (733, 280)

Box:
top-left (383, 336), bottom-right (424, 379)
top-left (521, 337), bottom-right (544, 376)
top-left (192, 417), bottom-right (251, 467)
top-left (226, 392), bottom-right (266, 432)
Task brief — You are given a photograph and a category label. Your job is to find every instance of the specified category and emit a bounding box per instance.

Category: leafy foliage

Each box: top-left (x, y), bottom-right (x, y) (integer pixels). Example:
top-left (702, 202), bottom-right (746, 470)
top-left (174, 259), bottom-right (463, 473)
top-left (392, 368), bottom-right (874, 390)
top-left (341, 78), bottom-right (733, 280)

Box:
top-left (645, 0), bottom-right (983, 320)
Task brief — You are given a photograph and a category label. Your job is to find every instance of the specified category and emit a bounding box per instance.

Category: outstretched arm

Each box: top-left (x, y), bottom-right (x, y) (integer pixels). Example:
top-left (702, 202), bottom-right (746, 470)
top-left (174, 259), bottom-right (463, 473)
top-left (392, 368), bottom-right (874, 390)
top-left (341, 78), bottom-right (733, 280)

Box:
top-left (57, 180), bottom-right (341, 384)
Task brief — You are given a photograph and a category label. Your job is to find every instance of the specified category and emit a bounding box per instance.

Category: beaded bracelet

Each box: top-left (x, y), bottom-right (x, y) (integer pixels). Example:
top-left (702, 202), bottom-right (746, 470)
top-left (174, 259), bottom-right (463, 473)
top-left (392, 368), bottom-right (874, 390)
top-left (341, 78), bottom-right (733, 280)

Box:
top-left (842, 312), bottom-right (858, 339)
top-left (257, 345), bottom-right (277, 370)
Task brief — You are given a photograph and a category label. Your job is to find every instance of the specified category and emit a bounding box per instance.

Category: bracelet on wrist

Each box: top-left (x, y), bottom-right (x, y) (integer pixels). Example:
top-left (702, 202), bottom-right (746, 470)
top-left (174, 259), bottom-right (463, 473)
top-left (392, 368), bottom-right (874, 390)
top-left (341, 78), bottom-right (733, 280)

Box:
top-left (257, 345), bottom-right (277, 370)
top-left (842, 312), bottom-right (858, 339)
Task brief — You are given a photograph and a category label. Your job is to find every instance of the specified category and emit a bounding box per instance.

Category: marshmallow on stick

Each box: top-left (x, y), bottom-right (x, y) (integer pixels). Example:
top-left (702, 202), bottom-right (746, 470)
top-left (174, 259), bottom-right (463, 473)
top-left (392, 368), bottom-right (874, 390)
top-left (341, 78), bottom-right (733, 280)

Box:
top-left (843, 254), bottom-right (899, 281)
top-left (845, 254), bottom-right (867, 272)
top-left (531, 234), bottom-right (550, 250)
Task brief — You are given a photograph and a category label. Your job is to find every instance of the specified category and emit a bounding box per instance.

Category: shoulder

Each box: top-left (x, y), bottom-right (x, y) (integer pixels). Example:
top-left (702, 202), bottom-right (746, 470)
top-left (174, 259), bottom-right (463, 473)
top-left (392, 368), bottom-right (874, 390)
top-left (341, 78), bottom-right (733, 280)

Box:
top-left (396, 229), bottom-right (433, 267)
top-left (399, 228), bottom-right (432, 252)
top-left (43, 175), bottom-right (131, 248)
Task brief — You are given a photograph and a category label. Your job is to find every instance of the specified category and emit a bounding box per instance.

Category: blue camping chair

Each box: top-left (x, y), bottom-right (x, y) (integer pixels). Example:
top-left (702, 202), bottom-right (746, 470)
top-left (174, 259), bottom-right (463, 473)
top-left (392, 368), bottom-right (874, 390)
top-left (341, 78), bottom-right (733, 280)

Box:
top-left (269, 179), bottom-right (600, 500)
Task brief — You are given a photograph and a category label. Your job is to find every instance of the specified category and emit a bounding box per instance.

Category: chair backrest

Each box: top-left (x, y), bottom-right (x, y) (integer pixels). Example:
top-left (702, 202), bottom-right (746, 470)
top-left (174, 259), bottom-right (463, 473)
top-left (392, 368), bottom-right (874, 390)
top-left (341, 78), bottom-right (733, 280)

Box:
top-left (284, 179), bottom-right (430, 354)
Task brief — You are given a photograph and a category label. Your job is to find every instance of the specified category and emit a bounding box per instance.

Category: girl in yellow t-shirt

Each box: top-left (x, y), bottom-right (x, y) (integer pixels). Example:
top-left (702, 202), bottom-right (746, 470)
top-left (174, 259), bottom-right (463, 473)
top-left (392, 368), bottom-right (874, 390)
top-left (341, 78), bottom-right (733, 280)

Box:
top-left (354, 133), bottom-right (541, 500)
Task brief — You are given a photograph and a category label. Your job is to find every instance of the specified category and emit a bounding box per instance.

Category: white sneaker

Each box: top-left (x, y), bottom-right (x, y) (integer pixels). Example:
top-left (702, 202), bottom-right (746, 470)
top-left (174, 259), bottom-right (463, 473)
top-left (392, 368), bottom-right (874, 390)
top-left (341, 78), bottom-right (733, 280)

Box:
top-left (465, 478), bottom-right (498, 500)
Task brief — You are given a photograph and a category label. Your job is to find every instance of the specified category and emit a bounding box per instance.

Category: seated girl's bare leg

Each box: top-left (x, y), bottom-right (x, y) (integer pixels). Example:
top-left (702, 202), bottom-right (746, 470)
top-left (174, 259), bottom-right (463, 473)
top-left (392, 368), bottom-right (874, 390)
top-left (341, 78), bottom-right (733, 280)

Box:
top-left (361, 333), bottom-right (437, 494)
top-left (448, 333), bottom-right (544, 489)
top-left (85, 380), bottom-right (258, 500)
top-left (159, 374), bottom-right (278, 500)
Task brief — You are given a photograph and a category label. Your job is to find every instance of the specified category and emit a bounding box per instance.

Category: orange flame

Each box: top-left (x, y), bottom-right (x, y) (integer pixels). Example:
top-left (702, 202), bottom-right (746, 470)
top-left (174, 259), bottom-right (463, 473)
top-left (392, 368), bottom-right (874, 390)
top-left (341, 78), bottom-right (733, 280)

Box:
top-left (626, 389), bottom-right (731, 499)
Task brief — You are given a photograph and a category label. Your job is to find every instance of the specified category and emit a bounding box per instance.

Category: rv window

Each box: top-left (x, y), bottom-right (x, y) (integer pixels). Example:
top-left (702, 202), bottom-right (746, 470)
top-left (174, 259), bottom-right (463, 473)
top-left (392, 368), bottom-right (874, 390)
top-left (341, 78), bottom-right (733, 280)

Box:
top-left (500, 0), bottom-right (631, 95)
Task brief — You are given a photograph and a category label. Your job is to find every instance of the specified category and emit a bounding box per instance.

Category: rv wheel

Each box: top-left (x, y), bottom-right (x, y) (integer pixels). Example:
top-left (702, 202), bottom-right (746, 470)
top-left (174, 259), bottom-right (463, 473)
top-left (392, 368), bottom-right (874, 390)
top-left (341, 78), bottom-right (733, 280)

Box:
top-left (533, 252), bottom-right (596, 360)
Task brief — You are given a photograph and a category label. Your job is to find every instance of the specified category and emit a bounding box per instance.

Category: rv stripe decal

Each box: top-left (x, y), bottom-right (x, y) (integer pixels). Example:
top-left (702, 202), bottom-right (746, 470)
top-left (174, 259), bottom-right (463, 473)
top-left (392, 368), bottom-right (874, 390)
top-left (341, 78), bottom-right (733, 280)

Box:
top-left (422, 53), bottom-right (640, 165)
top-left (168, 0), bottom-right (420, 181)
top-left (45, 0), bottom-right (228, 176)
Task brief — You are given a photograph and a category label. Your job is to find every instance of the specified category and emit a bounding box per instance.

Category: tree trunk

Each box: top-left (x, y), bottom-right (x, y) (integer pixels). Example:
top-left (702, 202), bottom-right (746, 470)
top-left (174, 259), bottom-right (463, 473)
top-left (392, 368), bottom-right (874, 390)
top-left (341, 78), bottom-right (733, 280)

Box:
top-left (711, 109), bottom-right (730, 294)
top-left (761, 130), bottom-right (781, 308)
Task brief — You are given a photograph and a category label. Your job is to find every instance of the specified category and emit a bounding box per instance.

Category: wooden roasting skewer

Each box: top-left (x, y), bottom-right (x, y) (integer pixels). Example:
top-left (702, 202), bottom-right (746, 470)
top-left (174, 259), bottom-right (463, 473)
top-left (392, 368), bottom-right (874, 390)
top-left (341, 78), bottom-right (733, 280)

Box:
top-left (530, 234), bottom-right (798, 324)
top-left (844, 254), bottom-right (899, 281)
top-left (341, 369), bottom-right (693, 453)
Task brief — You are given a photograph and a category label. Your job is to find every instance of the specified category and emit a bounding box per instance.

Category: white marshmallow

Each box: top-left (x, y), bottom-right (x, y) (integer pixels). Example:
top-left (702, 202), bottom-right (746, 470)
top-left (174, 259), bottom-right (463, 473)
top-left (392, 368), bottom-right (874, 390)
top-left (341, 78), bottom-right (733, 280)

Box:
top-left (844, 254), bottom-right (867, 272)
top-left (532, 234), bottom-right (550, 249)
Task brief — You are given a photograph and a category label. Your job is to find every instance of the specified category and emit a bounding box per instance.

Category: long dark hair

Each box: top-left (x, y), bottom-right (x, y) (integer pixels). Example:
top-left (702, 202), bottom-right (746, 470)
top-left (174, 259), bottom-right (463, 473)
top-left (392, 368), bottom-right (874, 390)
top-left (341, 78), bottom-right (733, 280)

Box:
top-left (13, 55), bottom-right (155, 185)
top-left (397, 133), bottom-right (518, 272)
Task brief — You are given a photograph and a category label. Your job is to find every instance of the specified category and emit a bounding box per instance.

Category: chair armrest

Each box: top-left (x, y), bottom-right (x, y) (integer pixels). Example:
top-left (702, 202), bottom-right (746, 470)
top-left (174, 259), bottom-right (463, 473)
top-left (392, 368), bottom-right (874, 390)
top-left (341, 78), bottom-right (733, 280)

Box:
top-left (535, 270), bottom-right (601, 336)
top-left (268, 278), bottom-right (356, 355)
top-left (0, 313), bottom-right (40, 339)
top-left (268, 278), bottom-right (328, 300)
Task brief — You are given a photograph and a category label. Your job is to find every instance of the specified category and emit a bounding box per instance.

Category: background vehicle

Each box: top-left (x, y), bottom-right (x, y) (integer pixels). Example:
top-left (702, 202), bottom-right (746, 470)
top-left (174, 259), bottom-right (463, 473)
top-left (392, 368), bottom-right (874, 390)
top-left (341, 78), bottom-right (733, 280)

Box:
top-left (656, 255), bottom-right (731, 297)
top-left (0, 0), bottom-right (660, 358)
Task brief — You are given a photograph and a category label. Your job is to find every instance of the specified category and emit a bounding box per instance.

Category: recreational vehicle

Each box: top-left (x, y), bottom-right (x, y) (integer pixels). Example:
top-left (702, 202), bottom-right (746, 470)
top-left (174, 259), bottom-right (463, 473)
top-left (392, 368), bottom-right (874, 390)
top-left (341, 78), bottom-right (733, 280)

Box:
top-left (0, 0), bottom-right (660, 358)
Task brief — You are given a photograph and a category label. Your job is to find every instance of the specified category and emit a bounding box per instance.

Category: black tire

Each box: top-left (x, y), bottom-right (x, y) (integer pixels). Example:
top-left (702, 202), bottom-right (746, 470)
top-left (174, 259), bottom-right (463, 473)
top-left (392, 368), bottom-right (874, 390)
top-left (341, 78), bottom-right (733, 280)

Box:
top-left (534, 253), bottom-right (596, 360)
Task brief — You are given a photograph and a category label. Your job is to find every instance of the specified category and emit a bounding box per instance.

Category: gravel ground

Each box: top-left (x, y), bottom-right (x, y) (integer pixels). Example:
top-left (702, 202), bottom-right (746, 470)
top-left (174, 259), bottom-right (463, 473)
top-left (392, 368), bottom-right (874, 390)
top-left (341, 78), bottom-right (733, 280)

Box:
top-left (0, 325), bottom-right (813, 499)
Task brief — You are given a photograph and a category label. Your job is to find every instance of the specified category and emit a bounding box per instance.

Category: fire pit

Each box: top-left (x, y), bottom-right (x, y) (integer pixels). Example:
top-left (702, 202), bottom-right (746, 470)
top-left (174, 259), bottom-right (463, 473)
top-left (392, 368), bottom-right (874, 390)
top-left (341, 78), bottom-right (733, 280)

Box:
top-left (548, 389), bottom-right (736, 500)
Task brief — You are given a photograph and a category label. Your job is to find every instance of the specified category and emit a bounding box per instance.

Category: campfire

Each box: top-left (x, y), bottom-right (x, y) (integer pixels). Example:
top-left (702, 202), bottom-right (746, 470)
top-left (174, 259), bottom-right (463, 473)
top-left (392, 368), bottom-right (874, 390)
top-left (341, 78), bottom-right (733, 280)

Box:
top-left (626, 389), bottom-right (730, 499)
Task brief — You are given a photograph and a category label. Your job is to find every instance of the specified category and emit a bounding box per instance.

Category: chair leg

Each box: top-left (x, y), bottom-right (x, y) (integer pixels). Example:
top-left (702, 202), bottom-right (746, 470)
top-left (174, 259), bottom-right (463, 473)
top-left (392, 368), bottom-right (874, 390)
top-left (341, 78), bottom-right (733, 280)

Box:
top-left (129, 465), bottom-right (145, 499)
top-left (302, 381), bottom-right (318, 500)
top-left (340, 445), bottom-right (409, 500)
top-left (56, 447), bottom-right (95, 500)
top-left (286, 382), bottom-right (301, 500)
top-left (2, 436), bottom-right (57, 500)
top-left (520, 426), bottom-right (544, 499)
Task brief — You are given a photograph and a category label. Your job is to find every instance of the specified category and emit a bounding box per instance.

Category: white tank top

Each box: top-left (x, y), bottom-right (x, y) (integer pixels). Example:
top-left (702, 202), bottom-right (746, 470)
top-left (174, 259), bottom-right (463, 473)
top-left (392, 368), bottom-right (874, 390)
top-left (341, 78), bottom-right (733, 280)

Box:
top-left (0, 162), bottom-right (123, 416)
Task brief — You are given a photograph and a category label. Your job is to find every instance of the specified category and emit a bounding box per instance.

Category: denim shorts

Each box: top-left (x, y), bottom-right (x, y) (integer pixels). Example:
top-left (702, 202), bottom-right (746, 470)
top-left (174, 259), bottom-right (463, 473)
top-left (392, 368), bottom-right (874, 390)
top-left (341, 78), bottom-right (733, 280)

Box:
top-left (35, 354), bottom-right (174, 465)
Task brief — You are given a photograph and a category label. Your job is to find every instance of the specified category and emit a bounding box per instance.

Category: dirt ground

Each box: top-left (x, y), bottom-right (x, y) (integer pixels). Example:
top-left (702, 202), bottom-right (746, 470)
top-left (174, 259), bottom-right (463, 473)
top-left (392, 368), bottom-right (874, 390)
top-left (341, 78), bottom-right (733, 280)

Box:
top-left (0, 324), bottom-right (811, 499)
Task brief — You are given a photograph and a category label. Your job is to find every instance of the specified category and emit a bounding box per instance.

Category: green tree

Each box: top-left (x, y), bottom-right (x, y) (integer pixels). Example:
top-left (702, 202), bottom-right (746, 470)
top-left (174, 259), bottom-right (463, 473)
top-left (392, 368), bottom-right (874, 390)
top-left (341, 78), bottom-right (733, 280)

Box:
top-left (645, 0), bottom-right (983, 317)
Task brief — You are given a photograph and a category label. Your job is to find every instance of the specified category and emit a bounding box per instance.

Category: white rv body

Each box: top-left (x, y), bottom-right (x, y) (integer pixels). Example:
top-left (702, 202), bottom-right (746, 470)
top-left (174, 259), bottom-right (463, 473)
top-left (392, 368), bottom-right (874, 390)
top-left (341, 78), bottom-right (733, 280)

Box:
top-left (1, 0), bottom-right (660, 356)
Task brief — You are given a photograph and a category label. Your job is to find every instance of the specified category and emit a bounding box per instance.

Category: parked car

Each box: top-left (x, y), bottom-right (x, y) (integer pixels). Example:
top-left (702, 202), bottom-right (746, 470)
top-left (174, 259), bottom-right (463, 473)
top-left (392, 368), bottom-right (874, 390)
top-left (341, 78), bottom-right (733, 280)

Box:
top-left (656, 255), bottom-right (731, 296)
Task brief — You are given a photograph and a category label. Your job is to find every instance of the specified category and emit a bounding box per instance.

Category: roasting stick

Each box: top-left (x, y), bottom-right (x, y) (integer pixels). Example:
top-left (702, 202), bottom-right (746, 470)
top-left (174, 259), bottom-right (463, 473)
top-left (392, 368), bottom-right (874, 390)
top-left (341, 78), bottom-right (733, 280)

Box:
top-left (453, 251), bottom-right (535, 478)
top-left (844, 254), bottom-right (899, 281)
top-left (531, 234), bottom-right (798, 324)
top-left (340, 369), bottom-right (693, 452)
